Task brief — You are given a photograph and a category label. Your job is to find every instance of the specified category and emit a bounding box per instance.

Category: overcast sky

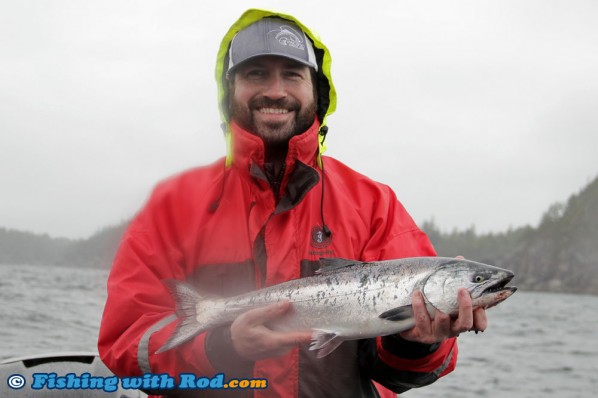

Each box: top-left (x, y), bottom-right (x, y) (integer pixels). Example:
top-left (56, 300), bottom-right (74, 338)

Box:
top-left (1, 0), bottom-right (597, 239)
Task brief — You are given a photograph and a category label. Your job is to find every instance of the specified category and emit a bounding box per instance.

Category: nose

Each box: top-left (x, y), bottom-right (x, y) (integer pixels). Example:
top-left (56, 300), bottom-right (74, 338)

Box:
top-left (261, 75), bottom-right (287, 100)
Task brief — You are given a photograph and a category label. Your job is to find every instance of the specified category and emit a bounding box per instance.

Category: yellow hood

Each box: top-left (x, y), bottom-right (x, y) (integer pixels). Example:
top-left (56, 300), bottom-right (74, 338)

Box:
top-left (215, 8), bottom-right (337, 166)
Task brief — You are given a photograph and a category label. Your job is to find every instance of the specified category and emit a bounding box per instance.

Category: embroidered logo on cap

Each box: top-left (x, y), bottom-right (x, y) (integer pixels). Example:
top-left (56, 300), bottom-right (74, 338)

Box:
top-left (269, 25), bottom-right (305, 51)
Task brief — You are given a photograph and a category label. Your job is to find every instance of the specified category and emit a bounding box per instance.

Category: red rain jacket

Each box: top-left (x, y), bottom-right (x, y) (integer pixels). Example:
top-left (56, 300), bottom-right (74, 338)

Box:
top-left (98, 120), bottom-right (457, 398)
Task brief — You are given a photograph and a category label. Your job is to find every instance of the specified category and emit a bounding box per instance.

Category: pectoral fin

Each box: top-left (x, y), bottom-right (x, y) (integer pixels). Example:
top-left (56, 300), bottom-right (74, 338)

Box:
top-left (310, 329), bottom-right (344, 358)
top-left (379, 305), bottom-right (414, 322)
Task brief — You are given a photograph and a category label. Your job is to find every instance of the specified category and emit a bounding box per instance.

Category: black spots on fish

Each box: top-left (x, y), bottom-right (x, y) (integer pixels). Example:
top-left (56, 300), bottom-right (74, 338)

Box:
top-left (355, 289), bottom-right (368, 307)
top-left (359, 274), bottom-right (370, 288)
top-left (355, 290), bottom-right (363, 306)
top-left (323, 297), bottom-right (332, 306)
top-left (323, 296), bottom-right (338, 307)
top-left (315, 290), bottom-right (327, 301)
top-left (369, 273), bottom-right (387, 291)
top-left (325, 278), bottom-right (335, 291)
top-left (372, 290), bottom-right (384, 309)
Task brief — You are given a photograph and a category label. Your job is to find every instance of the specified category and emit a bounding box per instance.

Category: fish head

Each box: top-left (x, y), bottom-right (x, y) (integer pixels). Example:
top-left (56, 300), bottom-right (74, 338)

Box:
top-left (422, 258), bottom-right (517, 314)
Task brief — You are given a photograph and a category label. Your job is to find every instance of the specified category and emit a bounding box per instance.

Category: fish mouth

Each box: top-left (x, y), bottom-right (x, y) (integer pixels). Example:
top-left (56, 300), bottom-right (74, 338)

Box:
top-left (482, 274), bottom-right (517, 295)
top-left (476, 274), bottom-right (517, 309)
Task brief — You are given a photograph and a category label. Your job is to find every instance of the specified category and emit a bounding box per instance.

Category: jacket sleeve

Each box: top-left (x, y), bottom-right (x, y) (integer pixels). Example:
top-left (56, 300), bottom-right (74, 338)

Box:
top-left (97, 180), bottom-right (220, 384)
top-left (358, 184), bottom-right (458, 394)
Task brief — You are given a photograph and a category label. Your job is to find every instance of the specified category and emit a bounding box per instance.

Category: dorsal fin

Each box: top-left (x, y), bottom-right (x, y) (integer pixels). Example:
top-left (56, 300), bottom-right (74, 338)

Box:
top-left (316, 258), bottom-right (364, 274)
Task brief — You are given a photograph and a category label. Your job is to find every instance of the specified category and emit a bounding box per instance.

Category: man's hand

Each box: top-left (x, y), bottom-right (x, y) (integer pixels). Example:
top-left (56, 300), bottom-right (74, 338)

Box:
top-left (230, 301), bottom-right (312, 361)
top-left (398, 288), bottom-right (488, 344)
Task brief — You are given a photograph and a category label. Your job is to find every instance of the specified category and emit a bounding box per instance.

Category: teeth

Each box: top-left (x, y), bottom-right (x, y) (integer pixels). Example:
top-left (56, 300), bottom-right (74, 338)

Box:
top-left (259, 108), bottom-right (289, 114)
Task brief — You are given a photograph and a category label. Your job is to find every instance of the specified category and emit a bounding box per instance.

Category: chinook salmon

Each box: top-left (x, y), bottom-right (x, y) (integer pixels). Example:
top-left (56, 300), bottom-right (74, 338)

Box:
top-left (157, 257), bottom-right (516, 358)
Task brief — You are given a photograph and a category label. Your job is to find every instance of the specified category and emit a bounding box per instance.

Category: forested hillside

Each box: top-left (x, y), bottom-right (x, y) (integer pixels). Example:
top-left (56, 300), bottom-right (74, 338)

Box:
top-left (0, 221), bottom-right (127, 268)
top-left (423, 176), bottom-right (598, 295)
top-left (1, 176), bottom-right (597, 294)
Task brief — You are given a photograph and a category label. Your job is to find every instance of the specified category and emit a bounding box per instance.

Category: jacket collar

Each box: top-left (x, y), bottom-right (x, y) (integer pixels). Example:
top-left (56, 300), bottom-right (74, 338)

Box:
top-left (230, 119), bottom-right (321, 213)
top-left (231, 119), bottom-right (321, 173)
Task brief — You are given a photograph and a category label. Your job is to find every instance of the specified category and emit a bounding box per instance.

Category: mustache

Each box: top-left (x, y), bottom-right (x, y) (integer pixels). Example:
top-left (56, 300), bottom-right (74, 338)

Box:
top-left (249, 97), bottom-right (300, 111)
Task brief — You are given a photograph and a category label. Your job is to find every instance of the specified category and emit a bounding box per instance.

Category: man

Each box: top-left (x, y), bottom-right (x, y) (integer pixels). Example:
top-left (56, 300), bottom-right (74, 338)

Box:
top-left (98, 9), bottom-right (486, 398)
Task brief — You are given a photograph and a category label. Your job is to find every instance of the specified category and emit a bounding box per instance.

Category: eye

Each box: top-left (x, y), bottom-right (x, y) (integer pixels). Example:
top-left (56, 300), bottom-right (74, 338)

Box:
top-left (473, 275), bottom-right (485, 283)
top-left (245, 69), bottom-right (267, 80)
top-left (283, 70), bottom-right (304, 81)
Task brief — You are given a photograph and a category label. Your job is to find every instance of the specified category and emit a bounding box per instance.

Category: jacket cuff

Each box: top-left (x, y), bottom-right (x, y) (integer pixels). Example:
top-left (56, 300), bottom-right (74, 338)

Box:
top-left (205, 325), bottom-right (254, 373)
top-left (381, 334), bottom-right (440, 359)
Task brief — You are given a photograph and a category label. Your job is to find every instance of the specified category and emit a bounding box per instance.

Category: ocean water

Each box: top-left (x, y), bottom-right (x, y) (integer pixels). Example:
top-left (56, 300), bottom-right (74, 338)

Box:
top-left (1, 264), bottom-right (596, 398)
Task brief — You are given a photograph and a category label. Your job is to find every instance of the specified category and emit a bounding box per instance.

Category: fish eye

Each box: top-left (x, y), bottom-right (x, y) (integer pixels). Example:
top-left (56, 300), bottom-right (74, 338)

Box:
top-left (473, 275), bottom-right (485, 283)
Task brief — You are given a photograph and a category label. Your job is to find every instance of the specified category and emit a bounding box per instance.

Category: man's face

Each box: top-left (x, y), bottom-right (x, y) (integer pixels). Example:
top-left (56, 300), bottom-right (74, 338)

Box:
top-left (229, 56), bottom-right (317, 146)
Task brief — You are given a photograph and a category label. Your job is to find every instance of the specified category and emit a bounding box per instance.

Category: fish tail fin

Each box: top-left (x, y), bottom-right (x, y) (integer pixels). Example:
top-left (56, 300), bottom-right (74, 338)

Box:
top-left (155, 280), bottom-right (214, 354)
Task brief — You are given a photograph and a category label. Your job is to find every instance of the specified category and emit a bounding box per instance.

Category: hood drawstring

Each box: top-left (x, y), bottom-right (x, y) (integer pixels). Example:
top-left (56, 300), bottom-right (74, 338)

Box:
top-left (209, 164), bottom-right (228, 213)
top-left (319, 126), bottom-right (332, 237)
top-left (209, 123), bottom-right (230, 213)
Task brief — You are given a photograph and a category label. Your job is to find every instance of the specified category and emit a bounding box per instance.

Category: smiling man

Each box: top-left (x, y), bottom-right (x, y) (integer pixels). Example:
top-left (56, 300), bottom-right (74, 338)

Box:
top-left (99, 9), bottom-right (486, 398)
top-left (229, 56), bottom-right (317, 149)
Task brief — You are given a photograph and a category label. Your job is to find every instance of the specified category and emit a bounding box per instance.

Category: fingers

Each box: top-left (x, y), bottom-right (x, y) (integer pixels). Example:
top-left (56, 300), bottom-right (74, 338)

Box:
top-left (434, 312), bottom-right (452, 341)
top-left (399, 288), bottom-right (489, 344)
top-left (453, 289), bottom-right (488, 334)
top-left (411, 291), bottom-right (432, 337)
top-left (281, 330), bottom-right (313, 346)
top-left (230, 301), bottom-right (312, 361)
top-left (240, 301), bottom-right (289, 327)
top-left (451, 288), bottom-right (473, 334)
top-left (244, 301), bottom-right (312, 343)
top-left (255, 330), bottom-right (311, 357)
top-left (400, 290), bottom-right (445, 344)
top-left (472, 307), bottom-right (488, 332)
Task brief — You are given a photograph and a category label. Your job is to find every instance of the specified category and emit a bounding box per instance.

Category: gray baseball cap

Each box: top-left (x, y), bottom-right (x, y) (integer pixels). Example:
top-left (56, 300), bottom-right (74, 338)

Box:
top-left (227, 17), bottom-right (318, 73)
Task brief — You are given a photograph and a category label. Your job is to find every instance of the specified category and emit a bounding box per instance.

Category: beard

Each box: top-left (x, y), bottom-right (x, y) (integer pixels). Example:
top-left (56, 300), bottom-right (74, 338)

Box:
top-left (230, 94), bottom-right (317, 146)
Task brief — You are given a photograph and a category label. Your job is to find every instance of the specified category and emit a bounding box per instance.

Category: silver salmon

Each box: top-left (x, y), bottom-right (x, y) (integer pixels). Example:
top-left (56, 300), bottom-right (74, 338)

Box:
top-left (157, 257), bottom-right (516, 357)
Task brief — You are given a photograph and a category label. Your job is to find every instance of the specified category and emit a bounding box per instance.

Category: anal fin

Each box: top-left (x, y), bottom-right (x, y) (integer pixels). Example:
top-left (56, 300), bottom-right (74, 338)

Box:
top-left (309, 329), bottom-right (344, 358)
